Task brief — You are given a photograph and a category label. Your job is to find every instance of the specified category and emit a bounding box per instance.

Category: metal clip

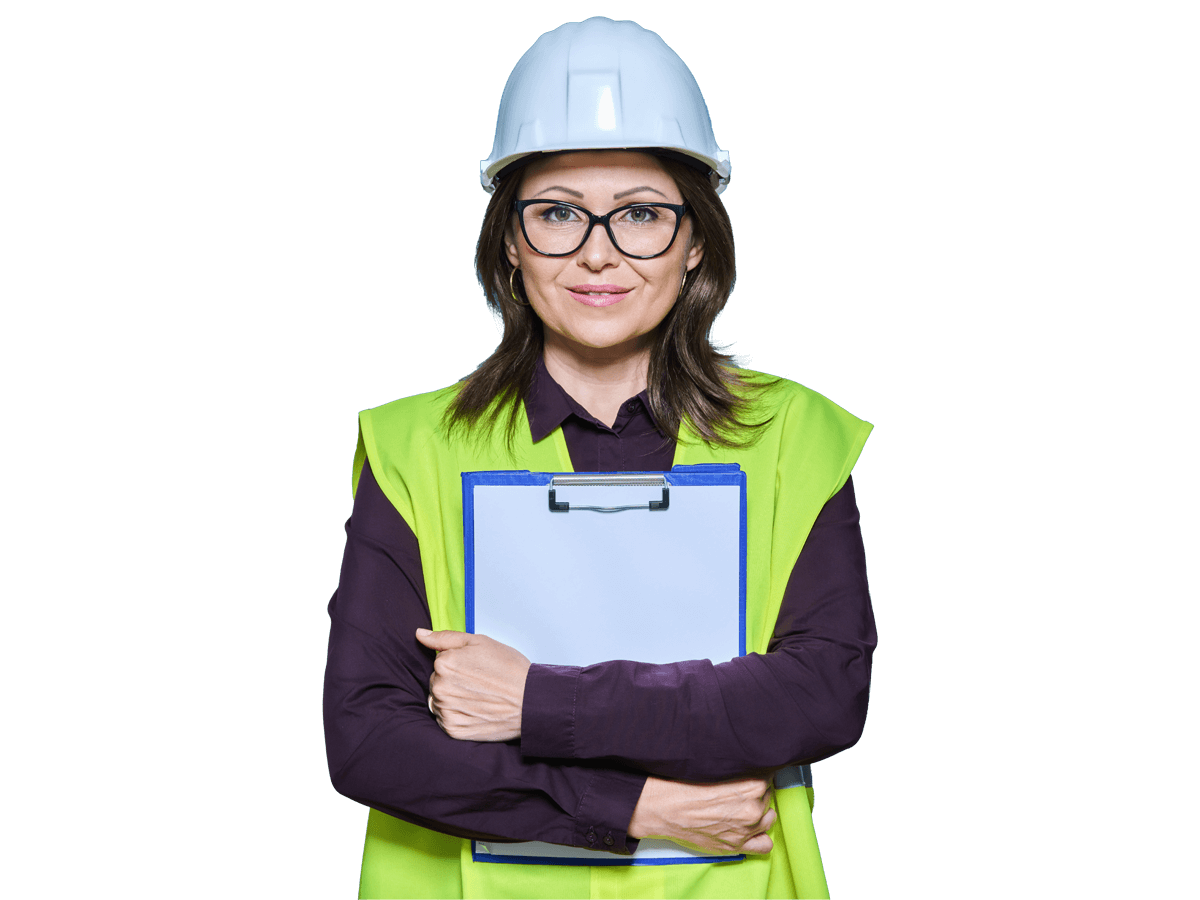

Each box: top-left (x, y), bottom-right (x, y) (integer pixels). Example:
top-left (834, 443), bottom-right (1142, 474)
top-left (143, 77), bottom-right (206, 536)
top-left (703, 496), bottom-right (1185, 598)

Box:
top-left (548, 474), bottom-right (669, 513)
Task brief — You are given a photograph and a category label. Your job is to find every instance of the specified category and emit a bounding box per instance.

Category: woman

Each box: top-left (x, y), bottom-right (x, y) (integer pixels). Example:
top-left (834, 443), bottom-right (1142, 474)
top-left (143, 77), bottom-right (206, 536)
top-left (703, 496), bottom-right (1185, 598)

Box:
top-left (324, 17), bottom-right (875, 900)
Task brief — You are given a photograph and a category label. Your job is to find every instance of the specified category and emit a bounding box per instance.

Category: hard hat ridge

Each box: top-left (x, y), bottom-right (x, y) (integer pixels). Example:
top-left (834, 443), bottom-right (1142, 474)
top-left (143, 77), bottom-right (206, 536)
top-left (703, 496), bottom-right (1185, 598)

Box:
top-left (481, 17), bottom-right (730, 193)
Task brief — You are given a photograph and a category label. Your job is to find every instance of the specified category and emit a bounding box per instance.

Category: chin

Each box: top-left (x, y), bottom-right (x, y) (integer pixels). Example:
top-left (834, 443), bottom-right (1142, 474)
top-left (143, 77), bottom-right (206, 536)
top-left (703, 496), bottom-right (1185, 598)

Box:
top-left (565, 328), bottom-right (654, 353)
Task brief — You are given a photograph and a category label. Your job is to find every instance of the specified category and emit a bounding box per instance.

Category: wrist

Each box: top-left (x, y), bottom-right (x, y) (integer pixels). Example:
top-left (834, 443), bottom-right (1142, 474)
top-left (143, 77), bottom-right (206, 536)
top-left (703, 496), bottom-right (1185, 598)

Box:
top-left (627, 776), bottom-right (667, 840)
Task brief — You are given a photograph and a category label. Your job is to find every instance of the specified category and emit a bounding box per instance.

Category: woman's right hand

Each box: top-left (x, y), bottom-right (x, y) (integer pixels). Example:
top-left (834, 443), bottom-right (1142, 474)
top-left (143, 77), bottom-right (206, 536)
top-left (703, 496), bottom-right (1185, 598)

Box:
top-left (627, 775), bottom-right (776, 855)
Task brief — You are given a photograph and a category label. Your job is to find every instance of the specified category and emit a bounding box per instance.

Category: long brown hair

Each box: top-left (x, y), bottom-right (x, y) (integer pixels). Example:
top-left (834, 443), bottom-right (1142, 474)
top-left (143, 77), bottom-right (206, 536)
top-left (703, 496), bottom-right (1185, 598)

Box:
top-left (446, 153), bottom-right (775, 447)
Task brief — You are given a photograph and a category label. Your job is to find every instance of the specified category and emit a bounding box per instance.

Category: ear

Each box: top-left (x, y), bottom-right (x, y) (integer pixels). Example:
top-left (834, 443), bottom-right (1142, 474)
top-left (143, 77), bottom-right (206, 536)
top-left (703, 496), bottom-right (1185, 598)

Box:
top-left (685, 232), bottom-right (705, 273)
top-left (506, 205), bottom-right (525, 270)
top-left (504, 226), bottom-right (521, 269)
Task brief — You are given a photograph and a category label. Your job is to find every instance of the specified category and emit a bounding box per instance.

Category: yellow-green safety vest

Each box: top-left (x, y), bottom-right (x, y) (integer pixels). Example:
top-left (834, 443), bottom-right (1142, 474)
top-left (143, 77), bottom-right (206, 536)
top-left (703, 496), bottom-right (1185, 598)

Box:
top-left (351, 371), bottom-right (872, 900)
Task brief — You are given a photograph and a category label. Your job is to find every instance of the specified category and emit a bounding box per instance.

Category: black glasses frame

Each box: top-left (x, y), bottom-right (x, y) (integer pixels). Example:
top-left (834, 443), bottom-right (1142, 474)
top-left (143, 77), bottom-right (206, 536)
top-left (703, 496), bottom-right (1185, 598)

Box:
top-left (514, 199), bottom-right (689, 259)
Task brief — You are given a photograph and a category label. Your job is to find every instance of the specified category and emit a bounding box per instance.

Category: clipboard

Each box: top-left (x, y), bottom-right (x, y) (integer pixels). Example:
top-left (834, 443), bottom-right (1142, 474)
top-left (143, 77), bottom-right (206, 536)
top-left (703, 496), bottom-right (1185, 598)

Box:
top-left (461, 464), bottom-right (747, 866)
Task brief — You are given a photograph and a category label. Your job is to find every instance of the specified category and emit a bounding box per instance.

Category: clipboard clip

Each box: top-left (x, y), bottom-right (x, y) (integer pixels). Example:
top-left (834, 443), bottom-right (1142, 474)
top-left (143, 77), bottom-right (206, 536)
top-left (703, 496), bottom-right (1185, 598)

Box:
top-left (548, 474), bottom-right (670, 513)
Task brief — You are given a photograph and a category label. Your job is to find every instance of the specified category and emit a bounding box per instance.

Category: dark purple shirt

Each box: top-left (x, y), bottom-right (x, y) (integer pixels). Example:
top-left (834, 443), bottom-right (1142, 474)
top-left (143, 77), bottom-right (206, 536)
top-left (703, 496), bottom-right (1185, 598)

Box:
top-left (324, 360), bottom-right (876, 853)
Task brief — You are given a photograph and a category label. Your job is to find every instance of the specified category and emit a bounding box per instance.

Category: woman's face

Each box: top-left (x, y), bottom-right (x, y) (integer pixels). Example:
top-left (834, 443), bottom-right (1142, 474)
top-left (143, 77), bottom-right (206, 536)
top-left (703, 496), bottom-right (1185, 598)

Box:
top-left (505, 151), bottom-right (704, 360)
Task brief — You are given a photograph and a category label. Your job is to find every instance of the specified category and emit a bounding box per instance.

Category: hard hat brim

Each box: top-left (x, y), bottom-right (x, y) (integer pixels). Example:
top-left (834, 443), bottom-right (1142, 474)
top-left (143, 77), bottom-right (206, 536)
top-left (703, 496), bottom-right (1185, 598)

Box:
top-left (481, 147), bottom-right (730, 194)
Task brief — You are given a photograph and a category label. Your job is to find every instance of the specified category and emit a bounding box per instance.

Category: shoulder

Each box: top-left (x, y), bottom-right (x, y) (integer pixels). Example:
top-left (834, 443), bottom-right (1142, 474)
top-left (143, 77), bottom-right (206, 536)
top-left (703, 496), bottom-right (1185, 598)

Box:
top-left (730, 368), bottom-right (872, 495)
top-left (357, 383), bottom-right (469, 485)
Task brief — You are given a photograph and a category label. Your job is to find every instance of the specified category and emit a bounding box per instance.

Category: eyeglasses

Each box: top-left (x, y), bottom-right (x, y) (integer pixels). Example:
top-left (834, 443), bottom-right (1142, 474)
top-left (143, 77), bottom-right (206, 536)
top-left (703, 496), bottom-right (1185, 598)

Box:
top-left (514, 199), bottom-right (689, 259)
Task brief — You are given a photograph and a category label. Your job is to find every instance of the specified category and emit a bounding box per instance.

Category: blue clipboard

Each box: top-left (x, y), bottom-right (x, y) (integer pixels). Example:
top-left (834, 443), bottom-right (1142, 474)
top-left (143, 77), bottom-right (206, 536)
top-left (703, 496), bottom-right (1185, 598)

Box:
top-left (461, 464), bottom-right (747, 866)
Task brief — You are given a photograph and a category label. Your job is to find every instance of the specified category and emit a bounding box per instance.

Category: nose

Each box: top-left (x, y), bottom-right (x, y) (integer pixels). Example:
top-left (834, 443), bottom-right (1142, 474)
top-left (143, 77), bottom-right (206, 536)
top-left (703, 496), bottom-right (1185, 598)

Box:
top-left (576, 220), bottom-right (622, 271)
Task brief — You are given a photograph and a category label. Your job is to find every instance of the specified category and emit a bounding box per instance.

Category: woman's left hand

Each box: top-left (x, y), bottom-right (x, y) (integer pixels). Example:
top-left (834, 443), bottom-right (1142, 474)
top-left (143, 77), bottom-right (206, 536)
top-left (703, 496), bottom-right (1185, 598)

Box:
top-left (416, 628), bottom-right (531, 742)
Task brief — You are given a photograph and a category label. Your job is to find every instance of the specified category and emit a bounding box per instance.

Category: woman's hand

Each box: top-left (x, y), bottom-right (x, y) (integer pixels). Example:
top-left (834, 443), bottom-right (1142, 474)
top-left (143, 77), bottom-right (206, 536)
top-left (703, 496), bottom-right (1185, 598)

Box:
top-left (627, 776), bottom-right (776, 855)
top-left (416, 628), bottom-right (531, 742)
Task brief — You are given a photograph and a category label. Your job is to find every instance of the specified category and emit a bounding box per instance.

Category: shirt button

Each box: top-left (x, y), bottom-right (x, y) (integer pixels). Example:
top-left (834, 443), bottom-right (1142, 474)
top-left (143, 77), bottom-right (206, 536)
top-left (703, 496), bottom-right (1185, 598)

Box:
top-left (586, 831), bottom-right (596, 844)
top-left (603, 834), bottom-right (614, 846)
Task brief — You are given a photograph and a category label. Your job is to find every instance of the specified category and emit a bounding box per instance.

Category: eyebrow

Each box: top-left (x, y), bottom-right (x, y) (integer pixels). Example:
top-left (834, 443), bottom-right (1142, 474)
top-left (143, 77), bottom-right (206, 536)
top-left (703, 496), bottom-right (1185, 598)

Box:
top-left (532, 183), bottom-right (667, 199)
top-left (614, 183), bottom-right (672, 199)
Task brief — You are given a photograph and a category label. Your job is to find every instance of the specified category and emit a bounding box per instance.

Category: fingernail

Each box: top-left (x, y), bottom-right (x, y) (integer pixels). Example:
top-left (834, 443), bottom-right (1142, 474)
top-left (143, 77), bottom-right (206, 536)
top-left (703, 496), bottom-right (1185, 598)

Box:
top-left (416, 628), bottom-right (431, 636)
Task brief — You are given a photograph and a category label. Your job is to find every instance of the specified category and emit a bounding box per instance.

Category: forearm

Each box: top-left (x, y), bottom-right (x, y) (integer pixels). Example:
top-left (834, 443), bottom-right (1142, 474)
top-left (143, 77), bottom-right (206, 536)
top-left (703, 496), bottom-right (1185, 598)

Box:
top-left (521, 646), bottom-right (869, 781)
top-left (325, 621), bottom-right (645, 847)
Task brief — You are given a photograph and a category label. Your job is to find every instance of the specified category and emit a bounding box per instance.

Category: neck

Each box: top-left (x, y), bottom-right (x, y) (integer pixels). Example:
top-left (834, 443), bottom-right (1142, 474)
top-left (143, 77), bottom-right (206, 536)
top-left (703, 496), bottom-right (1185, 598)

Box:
top-left (542, 331), bottom-right (653, 428)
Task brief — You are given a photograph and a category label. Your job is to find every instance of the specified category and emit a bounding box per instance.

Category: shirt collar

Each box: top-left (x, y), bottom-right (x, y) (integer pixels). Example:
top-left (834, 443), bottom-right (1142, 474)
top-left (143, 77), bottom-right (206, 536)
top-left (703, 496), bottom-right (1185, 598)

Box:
top-left (525, 355), bottom-right (659, 443)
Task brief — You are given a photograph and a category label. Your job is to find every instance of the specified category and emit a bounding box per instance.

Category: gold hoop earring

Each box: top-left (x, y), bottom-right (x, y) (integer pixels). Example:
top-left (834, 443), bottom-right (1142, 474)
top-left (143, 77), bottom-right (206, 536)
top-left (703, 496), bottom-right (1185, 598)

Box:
top-left (678, 271), bottom-right (689, 299)
top-left (509, 268), bottom-right (528, 306)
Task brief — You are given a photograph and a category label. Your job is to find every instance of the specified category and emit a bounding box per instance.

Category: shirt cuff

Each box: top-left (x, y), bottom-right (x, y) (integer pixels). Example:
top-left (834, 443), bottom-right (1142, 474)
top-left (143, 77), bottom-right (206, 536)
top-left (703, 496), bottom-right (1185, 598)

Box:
top-left (521, 663), bottom-right (581, 759)
top-left (572, 766), bottom-right (647, 854)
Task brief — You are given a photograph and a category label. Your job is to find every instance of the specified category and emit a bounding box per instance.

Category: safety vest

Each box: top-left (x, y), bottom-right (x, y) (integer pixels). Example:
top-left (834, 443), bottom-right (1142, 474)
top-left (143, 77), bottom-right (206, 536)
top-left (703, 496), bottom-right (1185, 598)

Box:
top-left (351, 371), bottom-right (872, 900)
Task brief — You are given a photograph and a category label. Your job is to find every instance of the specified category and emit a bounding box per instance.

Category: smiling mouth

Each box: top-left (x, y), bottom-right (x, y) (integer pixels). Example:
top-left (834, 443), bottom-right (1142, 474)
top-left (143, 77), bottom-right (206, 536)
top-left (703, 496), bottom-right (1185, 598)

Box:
top-left (567, 285), bottom-right (631, 307)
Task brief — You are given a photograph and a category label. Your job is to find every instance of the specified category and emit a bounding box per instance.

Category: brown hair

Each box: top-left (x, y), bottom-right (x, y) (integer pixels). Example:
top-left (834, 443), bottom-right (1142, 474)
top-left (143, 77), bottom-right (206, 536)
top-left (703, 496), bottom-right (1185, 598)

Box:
top-left (445, 153), bottom-right (775, 447)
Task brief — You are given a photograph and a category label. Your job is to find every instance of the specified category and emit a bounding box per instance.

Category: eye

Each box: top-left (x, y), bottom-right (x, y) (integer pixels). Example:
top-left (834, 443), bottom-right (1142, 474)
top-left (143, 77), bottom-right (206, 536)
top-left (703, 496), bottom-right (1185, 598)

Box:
top-left (539, 204), bottom-right (582, 224)
top-left (618, 205), bottom-right (661, 225)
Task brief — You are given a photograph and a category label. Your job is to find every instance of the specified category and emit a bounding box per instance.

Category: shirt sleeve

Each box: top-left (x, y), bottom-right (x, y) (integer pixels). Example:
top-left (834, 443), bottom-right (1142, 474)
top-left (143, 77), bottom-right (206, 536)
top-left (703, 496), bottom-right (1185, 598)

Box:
top-left (520, 477), bottom-right (876, 782)
top-left (323, 457), bottom-right (647, 852)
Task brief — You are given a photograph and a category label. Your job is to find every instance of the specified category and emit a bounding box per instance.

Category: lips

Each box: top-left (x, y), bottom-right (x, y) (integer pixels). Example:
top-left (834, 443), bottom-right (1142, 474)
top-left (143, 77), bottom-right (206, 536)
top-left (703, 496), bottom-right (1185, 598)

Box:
top-left (566, 284), bottom-right (631, 307)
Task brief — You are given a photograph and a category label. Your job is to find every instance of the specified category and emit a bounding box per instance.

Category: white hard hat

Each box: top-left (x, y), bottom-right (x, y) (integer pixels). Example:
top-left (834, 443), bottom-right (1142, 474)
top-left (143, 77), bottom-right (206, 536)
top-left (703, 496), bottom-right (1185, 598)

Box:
top-left (480, 17), bottom-right (730, 194)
